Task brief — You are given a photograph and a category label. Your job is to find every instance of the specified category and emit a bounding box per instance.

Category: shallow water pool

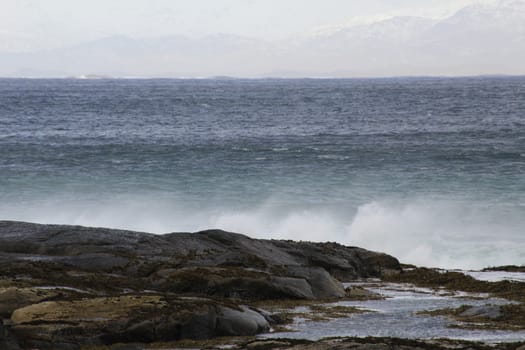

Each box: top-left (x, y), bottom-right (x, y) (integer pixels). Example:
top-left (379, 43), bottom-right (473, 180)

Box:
top-left (262, 282), bottom-right (525, 342)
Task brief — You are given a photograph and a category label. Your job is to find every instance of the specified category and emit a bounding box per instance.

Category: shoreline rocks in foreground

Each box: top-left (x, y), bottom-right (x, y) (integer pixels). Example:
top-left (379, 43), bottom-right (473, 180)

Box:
top-left (144, 336), bottom-right (525, 350)
top-left (0, 221), bottom-right (400, 349)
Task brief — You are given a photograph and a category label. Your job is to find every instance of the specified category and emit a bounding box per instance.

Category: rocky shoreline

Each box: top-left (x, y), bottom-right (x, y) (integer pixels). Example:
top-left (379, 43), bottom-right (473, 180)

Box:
top-left (108, 336), bottom-right (525, 350)
top-left (0, 221), bottom-right (399, 349)
top-left (0, 221), bottom-right (524, 350)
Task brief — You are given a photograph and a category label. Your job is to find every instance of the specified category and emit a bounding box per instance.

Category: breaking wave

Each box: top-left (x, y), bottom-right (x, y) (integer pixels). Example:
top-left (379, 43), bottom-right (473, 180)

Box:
top-left (1, 195), bottom-right (523, 270)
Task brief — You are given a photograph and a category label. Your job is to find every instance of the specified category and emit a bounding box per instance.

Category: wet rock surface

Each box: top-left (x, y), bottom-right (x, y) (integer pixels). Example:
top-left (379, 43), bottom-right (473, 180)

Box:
top-left (458, 305), bottom-right (502, 319)
top-left (384, 267), bottom-right (525, 303)
top-left (249, 337), bottom-right (525, 350)
top-left (386, 267), bottom-right (525, 331)
top-left (0, 221), bottom-right (400, 348)
top-left (118, 336), bottom-right (525, 350)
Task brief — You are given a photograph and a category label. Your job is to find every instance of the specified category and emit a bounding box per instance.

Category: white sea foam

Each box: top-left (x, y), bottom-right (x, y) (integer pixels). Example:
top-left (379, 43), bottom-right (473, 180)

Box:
top-left (317, 154), bottom-right (350, 160)
top-left (462, 271), bottom-right (525, 282)
top-left (1, 195), bottom-right (523, 270)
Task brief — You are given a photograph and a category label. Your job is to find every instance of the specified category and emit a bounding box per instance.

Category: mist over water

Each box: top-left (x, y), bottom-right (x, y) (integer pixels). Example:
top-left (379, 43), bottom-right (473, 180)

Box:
top-left (1, 78), bottom-right (524, 269)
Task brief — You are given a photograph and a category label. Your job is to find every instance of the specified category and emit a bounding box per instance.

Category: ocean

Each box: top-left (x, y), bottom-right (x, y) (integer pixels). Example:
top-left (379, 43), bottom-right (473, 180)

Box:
top-left (0, 77), bottom-right (524, 269)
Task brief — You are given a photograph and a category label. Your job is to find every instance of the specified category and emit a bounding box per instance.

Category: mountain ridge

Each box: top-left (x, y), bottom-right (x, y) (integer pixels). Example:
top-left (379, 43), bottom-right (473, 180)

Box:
top-left (1, 0), bottom-right (524, 78)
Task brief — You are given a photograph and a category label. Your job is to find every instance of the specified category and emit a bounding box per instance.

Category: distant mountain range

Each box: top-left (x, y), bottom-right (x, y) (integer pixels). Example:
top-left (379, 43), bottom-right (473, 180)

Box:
top-left (1, 0), bottom-right (524, 78)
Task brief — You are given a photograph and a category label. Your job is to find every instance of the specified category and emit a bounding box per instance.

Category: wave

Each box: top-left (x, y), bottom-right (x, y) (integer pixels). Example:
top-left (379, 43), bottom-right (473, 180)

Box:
top-left (1, 195), bottom-right (523, 270)
top-left (346, 200), bottom-right (525, 269)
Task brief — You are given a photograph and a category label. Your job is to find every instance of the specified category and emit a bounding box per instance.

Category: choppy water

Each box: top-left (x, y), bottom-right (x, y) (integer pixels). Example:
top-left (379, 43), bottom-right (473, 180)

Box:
top-left (263, 283), bottom-right (525, 342)
top-left (1, 77), bottom-right (524, 269)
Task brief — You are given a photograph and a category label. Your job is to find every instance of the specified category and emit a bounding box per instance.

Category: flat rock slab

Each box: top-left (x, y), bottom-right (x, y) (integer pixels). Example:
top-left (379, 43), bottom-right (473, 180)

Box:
top-left (0, 221), bottom-right (400, 283)
top-left (0, 221), bottom-right (399, 302)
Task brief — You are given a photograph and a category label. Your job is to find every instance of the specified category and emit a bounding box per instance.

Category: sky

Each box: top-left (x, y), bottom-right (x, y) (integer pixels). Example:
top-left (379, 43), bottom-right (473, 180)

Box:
top-left (1, 0), bottom-right (492, 52)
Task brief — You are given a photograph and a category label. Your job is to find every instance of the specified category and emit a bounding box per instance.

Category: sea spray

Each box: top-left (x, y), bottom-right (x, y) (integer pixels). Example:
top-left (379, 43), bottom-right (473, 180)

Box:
top-left (1, 193), bottom-right (523, 269)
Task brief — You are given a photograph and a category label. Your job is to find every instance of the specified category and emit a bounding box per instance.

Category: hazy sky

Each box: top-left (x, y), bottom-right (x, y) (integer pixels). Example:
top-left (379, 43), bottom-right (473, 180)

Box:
top-left (2, 0), bottom-right (522, 77)
top-left (1, 0), bottom-right (492, 51)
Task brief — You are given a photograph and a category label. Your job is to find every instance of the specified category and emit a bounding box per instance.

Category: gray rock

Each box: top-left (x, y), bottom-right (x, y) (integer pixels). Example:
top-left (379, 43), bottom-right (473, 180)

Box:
top-left (0, 220), bottom-right (402, 347)
top-left (153, 266), bottom-right (313, 300)
top-left (286, 266), bottom-right (346, 299)
top-left (216, 305), bottom-right (270, 336)
top-left (268, 276), bottom-right (315, 299)
top-left (58, 253), bottom-right (129, 271)
top-left (0, 320), bottom-right (21, 350)
top-left (177, 306), bottom-right (217, 340)
top-left (0, 221), bottom-right (399, 279)
top-left (2, 222), bottom-right (397, 305)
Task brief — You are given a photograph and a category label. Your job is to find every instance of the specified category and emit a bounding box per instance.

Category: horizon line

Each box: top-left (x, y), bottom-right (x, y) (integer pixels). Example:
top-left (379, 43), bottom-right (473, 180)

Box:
top-left (1, 74), bottom-right (524, 80)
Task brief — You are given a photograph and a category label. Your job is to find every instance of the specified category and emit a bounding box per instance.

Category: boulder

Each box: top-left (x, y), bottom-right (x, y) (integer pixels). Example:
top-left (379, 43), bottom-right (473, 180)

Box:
top-left (267, 276), bottom-right (315, 299)
top-left (216, 305), bottom-right (270, 336)
top-left (286, 266), bottom-right (346, 299)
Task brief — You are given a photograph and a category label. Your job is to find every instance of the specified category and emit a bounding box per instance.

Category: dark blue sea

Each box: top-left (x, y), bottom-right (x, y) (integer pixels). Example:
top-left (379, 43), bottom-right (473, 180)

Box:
top-left (1, 77), bottom-right (524, 269)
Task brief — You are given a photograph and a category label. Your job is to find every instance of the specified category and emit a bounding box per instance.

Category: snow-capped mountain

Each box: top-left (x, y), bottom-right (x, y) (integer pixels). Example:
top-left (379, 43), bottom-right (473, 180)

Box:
top-left (1, 0), bottom-right (524, 77)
